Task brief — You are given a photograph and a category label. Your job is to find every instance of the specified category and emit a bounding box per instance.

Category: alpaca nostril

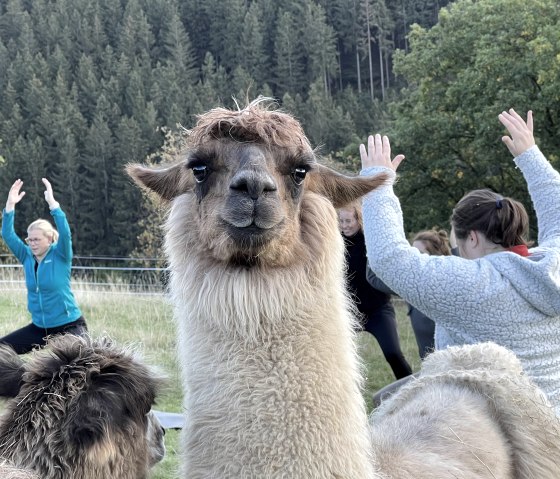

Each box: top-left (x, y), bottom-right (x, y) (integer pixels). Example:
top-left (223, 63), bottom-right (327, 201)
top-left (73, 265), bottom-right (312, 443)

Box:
top-left (230, 170), bottom-right (277, 200)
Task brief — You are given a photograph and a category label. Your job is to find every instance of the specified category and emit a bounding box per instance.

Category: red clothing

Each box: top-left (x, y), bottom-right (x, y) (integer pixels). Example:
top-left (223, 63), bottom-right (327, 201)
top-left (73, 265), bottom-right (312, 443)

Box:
top-left (508, 245), bottom-right (530, 257)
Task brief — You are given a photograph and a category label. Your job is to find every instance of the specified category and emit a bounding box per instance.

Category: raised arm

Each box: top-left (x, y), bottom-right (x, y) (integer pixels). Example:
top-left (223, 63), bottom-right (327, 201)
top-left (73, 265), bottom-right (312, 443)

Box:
top-left (2, 180), bottom-right (28, 260)
top-left (359, 132), bottom-right (492, 330)
top-left (42, 178), bottom-right (60, 211)
top-left (5, 179), bottom-right (25, 213)
top-left (42, 178), bottom-right (72, 259)
top-left (499, 109), bottom-right (560, 245)
top-left (360, 134), bottom-right (405, 173)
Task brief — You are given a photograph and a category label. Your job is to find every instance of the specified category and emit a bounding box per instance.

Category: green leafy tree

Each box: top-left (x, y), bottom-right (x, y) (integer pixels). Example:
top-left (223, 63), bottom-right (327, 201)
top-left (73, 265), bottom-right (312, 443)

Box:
top-left (388, 0), bottom-right (560, 237)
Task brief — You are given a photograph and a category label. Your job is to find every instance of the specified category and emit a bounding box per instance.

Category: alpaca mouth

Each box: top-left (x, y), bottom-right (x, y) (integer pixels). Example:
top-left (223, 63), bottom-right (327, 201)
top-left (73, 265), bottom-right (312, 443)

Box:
top-left (226, 221), bottom-right (279, 245)
top-left (221, 199), bottom-right (283, 237)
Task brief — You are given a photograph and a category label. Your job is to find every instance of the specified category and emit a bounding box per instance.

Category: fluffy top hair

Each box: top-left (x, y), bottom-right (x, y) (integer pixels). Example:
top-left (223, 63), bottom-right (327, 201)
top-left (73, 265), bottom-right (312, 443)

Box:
top-left (186, 97), bottom-right (313, 151)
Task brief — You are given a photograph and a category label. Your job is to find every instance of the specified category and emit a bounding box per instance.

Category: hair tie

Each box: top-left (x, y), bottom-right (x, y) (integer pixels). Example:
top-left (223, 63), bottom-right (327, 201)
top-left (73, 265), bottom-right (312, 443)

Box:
top-left (496, 198), bottom-right (503, 209)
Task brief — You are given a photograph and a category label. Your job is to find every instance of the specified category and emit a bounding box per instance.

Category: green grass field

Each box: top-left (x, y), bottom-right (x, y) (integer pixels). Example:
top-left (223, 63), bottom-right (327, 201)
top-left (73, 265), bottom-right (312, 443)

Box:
top-left (0, 283), bottom-right (421, 478)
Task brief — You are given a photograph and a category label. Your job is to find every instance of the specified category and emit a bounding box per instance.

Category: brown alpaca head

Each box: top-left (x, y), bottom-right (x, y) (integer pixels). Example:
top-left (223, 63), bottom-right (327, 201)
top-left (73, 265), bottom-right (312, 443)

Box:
top-left (0, 335), bottom-right (166, 479)
top-left (127, 97), bottom-right (388, 267)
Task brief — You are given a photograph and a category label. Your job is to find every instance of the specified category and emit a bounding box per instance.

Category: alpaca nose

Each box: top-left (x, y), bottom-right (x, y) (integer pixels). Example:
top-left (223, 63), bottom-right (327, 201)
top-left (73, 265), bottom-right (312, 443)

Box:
top-left (230, 169), bottom-right (277, 200)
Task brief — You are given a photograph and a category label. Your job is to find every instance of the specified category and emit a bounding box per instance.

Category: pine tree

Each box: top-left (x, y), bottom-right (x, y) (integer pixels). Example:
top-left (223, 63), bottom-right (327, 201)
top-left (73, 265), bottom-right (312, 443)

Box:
top-left (299, 2), bottom-right (339, 97)
top-left (273, 10), bottom-right (305, 96)
top-left (239, 2), bottom-right (268, 86)
top-left (78, 99), bottom-right (115, 252)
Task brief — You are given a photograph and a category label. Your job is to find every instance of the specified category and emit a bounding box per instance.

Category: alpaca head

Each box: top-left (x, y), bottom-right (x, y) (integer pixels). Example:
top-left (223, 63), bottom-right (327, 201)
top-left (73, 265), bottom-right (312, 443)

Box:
top-left (0, 334), bottom-right (166, 479)
top-left (127, 97), bottom-right (388, 268)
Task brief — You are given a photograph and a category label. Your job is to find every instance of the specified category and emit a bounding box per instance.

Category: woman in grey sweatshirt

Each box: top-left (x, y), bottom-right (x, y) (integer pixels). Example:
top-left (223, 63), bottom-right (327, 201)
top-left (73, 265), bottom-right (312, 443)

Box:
top-left (360, 109), bottom-right (560, 414)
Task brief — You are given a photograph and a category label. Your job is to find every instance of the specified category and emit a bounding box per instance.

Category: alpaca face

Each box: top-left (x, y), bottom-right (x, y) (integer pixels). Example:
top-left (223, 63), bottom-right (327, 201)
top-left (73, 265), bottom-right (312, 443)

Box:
top-left (178, 139), bottom-right (314, 264)
top-left (127, 98), bottom-right (389, 267)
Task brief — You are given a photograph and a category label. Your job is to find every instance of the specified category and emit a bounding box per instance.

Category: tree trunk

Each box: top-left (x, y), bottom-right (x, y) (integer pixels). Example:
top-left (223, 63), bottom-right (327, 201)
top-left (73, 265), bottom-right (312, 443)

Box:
top-left (356, 50), bottom-right (362, 93)
top-left (365, 0), bottom-right (374, 101)
top-left (378, 37), bottom-right (385, 100)
top-left (402, 0), bottom-right (408, 53)
top-left (386, 37), bottom-right (391, 89)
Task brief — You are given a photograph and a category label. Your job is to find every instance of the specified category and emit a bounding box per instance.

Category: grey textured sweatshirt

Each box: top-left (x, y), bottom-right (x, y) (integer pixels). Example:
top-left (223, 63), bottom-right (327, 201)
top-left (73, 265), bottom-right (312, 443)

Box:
top-left (361, 145), bottom-right (560, 412)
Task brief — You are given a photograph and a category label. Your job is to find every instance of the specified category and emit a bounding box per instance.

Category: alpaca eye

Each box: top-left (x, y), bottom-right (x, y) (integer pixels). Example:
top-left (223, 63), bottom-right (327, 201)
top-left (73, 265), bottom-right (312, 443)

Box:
top-left (192, 165), bottom-right (209, 183)
top-left (291, 167), bottom-right (307, 185)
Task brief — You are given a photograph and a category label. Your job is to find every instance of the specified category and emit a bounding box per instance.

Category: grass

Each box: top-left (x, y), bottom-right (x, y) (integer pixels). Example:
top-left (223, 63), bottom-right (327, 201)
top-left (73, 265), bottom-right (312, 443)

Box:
top-left (0, 279), bottom-right (421, 478)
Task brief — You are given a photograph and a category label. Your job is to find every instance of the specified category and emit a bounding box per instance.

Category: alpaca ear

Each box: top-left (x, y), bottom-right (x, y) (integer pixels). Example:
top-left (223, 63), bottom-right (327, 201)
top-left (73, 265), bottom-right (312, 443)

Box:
top-left (0, 344), bottom-right (25, 397)
top-left (64, 396), bottom-right (109, 451)
top-left (126, 162), bottom-right (194, 201)
top-left (306, 164), bottom-right (390, 208)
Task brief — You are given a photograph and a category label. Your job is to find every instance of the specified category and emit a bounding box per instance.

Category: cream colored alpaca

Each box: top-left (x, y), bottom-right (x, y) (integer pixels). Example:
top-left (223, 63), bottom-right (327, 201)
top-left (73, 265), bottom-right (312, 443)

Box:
top-left (371, 342), bottom-right (560, 478)
top-left (128, 98), bottom-right (389, 478)
top-left (129, 99), bottom-right (560, 478)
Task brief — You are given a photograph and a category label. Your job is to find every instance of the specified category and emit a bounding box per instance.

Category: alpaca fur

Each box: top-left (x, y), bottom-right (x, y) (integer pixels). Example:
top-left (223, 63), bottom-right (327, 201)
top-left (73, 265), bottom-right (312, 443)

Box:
top-left (0, 334), bottom-right (166, 479)
top-left (128, 97), bottom-right (389, 478)
top-left (370, 342), bottom-right (560, 478)
top-left (0, 462), bottom-right (38, 479)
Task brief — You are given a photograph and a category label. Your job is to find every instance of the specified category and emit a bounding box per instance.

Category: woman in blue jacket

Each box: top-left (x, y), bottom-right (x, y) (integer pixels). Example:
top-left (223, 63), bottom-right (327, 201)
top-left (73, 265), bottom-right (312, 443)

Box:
top-left (0, 177), bottom-right (87, 354)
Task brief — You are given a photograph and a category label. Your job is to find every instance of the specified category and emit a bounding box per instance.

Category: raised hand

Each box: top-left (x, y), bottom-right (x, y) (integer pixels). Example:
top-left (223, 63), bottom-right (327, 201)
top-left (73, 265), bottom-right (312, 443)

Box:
top-left (498, 109), bottom-right (536, 158)
top-left (5, 179), bottom-right (25, 212)
top-left (360, 134), bottom-right (405, 172)
top-left (42, 178), bottom-right (59, 209)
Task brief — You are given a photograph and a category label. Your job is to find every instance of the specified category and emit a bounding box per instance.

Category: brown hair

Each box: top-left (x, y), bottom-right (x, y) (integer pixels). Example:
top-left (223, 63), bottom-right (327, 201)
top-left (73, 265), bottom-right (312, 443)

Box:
top-left (187, 97), bottom-right (313, 153)
top-left (412, 229), bottom-right (451, 256)
top-left (450, 189), bottom-right (530, 248)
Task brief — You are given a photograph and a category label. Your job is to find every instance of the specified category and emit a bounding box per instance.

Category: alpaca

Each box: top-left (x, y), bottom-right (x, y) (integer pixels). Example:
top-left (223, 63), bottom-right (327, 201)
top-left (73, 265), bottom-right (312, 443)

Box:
top-left (0, 462), bottom-right (38, 479)
top-left (127, 98), bottom-right (389, 478)
top-left (0, 334), bottom-right (166, 479)
top-left (370, 342), bottom-right (560, 478)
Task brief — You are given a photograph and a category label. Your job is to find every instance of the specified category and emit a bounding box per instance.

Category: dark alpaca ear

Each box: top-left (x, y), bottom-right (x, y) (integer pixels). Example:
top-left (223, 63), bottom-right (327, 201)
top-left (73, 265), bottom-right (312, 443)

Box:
top-left (0, 344), bottom-right (25, 397)
top-left (64, 394), bottom-right (110, 451)
top-left (64, 361), bottom-right (162, 453)
top-left (126, 162), bottom-right (194, 201)
top-left (306, 163), bottom-right (390, 208)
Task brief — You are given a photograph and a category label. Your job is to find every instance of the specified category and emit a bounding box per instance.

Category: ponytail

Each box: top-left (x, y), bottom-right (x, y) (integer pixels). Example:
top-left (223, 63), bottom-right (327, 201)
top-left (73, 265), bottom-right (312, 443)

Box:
top-left (451, 189), bottom-right (530, 248)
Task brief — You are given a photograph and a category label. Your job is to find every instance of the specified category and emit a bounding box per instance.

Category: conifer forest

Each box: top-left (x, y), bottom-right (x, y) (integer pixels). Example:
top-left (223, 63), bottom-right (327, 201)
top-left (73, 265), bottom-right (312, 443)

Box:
top-left (1, 0), bottom-right (559, 255)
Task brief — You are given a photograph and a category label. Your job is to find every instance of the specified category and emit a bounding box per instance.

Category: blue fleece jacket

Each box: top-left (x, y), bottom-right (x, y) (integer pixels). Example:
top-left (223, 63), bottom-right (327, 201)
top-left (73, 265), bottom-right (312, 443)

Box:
top-left (1, 206), bottom-right (82, 328)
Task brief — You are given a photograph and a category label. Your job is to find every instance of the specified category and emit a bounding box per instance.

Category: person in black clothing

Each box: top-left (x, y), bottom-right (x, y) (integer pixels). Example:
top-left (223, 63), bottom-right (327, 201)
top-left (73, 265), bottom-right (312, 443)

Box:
top-left (338, 202), bottom-right (412, 380)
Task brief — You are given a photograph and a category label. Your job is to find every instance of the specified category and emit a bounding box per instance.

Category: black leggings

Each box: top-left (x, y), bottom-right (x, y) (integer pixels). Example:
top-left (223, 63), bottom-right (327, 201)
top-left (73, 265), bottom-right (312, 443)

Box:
top-left (0, 317), bottom-right (88, 354)
top-left (362, 304), bottom-right (412, 380)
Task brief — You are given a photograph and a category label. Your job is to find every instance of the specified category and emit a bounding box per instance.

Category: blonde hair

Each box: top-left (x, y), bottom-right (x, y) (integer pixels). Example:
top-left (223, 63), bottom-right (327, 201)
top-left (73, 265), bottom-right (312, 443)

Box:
top-left (338, 201), bottom-right (363, 230)
top-left (27, 219), bottom-right (59, 243)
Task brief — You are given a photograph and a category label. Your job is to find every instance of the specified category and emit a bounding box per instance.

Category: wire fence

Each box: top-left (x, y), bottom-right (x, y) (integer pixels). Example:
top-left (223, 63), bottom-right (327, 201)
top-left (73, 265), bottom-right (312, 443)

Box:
top-left (0, 254), bottom-right (169, 295)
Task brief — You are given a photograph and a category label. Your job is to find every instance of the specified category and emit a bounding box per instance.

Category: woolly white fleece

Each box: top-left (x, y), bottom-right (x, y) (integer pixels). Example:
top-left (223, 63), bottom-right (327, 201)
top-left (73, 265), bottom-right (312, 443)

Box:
top-left (361, 145), bottom-right (560, 413)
